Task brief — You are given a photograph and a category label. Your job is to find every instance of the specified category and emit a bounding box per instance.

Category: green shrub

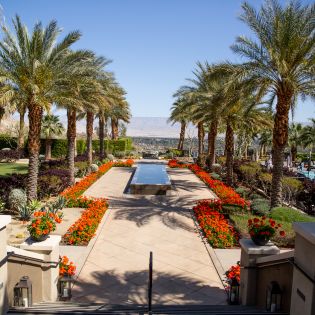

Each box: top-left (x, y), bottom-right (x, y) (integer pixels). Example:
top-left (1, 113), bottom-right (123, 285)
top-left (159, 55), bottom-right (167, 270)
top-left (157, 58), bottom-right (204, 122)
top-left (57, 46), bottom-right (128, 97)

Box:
top-left (250, 193), bottom-right (263, 200)
top-left (259, 172), bottom-right (272, 193)
top-left (251, 198), bottom-right (270, 216)
top-left (212, 163), bottom-right (222, 173)
top-left (270, 207), bottom-right (315, 223)
top-left (282, 177), bottom-right (303, 204)
top-left (239, 163), bottom-right (261, 187)
top-left (0, 197), bottom-right (5, 213)
top-left (37, 175), bottom-right (63, 198)
top-left (8, 189), bottom-right (27, 212)
top-left (114, 151), bottom-right (125, 158)
top-left (76, 139), bottom-right (86, 155)
top-left (51, 139), bottom-right (67, 158)
top-left (222, 204), bottom-right (246, 214)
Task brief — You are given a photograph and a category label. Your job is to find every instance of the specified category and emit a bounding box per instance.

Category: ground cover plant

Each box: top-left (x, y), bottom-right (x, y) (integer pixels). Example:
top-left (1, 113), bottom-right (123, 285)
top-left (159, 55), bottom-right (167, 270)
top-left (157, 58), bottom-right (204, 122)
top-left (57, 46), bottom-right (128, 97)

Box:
top-left (193, 200), bottom-right (239, 248)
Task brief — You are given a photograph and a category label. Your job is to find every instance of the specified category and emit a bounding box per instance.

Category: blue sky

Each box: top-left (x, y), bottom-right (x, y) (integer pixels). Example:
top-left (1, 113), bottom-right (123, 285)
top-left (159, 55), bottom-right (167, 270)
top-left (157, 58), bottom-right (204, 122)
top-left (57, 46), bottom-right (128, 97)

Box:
top-left (1, 0), bottom-right (314, 122)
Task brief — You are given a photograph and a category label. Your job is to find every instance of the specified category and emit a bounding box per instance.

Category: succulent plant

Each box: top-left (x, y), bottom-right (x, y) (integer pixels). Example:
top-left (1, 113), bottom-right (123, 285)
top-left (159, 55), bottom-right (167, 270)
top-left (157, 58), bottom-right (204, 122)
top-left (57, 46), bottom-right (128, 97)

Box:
top-left (90, 164), bottom-right (99, 173)
top-left (107, 154), bottom-right (114, 161)
top-left (8, 189), bottom-right (27, 212)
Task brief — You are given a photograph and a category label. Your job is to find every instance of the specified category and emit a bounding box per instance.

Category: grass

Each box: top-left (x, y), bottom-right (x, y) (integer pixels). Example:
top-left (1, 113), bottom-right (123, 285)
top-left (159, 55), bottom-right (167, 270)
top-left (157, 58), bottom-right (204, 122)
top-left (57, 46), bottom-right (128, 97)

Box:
top-left (229, 207), bottom-right (315, 248)
top-left (0, 163), bottom-right (28, 176)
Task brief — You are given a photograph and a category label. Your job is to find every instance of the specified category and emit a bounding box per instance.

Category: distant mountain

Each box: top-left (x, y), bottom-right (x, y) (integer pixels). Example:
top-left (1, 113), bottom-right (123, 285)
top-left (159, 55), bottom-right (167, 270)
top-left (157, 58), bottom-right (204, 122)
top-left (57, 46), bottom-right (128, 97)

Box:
top-left (126, 117), bottom-right (196, 138)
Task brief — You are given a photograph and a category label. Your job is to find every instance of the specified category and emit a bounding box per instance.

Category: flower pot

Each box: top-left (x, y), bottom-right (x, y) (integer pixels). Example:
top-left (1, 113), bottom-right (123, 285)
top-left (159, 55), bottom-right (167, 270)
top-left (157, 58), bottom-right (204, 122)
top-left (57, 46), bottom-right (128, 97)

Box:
top-left (251, 235), bottom-right (270, 246)
top-left (30, 234), bottom-right (49, 242)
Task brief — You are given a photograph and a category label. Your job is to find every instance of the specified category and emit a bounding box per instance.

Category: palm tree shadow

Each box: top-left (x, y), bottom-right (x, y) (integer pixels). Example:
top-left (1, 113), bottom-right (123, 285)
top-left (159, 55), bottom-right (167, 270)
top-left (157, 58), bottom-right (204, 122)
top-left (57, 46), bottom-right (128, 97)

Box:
top-left (109, 195), bottom-right (196, 232)
top-left (72, 269), bottom-right (227, 308)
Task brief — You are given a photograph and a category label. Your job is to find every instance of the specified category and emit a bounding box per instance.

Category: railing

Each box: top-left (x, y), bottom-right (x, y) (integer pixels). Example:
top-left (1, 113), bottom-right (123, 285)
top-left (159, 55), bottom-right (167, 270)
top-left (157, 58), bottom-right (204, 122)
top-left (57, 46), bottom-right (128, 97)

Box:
top-left (148, 251), bottom-right (153, 314)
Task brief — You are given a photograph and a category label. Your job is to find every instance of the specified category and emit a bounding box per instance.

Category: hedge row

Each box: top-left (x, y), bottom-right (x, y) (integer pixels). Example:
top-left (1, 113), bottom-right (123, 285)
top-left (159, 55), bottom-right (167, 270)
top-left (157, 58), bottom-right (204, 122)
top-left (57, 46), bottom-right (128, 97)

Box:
top-left (0, 135), bottom-right (133, 158)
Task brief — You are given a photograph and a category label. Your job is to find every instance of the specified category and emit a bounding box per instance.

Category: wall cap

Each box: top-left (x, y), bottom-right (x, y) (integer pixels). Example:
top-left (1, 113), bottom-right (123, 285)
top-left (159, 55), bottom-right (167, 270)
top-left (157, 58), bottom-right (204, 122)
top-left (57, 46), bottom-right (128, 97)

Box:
top-left (293, 222), bottom-right (315, 245)
top-left (240, 238), bottom-right (280, 255)
top-left (7, 245), bottom-right (45, 261)
top-left (0, 215), bottom-right (11, 230)
top-left (20, 235), bottom-right (61, 251)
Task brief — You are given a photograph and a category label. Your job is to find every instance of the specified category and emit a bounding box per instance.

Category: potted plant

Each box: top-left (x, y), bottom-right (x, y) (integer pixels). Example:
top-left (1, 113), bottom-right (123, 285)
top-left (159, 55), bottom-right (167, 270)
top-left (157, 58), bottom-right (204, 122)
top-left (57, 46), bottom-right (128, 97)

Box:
top-left (58, 256), bottom-right (76, 301)
top-left (248, 216), bottom-right (285, 246)
top-left (27, 211), bottom-right (62, 242)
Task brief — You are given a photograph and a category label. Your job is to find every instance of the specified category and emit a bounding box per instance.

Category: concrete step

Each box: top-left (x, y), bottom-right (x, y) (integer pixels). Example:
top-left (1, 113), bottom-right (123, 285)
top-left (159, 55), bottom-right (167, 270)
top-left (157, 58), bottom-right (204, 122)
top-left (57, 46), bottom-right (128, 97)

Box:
top-left (8, 302), bottom-right (288, 315)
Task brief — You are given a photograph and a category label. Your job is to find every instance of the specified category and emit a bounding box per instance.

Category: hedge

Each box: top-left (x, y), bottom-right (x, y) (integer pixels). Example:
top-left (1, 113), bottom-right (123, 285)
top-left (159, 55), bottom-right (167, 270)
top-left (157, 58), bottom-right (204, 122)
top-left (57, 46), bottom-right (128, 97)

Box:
top-left (0, 135), bottom-right (133, 158)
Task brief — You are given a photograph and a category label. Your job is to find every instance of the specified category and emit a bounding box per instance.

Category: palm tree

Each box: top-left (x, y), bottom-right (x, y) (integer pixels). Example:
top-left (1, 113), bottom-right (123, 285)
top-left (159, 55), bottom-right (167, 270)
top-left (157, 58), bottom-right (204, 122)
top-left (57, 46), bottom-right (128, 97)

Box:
top-left (41, 114), bottom-right (65, 160)
top-left (300, 119), bottom-right (315, 150)
top-left (0, 16), bottom-right (86, 200)
top-left (169, 98), bottom-right (190, 151)
top-left (289, 123), bottom-right (303, 162)
top-left (109, 86), bottom-right (130, 140)
top-left (231, 0), bottom-right (315, 206)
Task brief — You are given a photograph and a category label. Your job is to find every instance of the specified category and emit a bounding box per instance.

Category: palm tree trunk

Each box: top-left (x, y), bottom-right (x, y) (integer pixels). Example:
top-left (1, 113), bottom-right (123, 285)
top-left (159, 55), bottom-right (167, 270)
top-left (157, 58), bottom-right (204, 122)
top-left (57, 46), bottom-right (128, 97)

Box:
top-left (225, 120), bottom-right (234, 186)
top-left (177, 121), bottom-right (186, 151)
top-left (99, 113), bottom-right (105, 159)
top-left (45, 137), bottom-right (52, 160)
top-left (197, 122), bottom-right (204, 156)
top-left (17, 108), bottom-right (26, 150)
top-left (111, 118), bottom-right (118, 140)
top-left (207, 120), bottom-right (218, 170)
top-left (271, 90), bottom-right (293, 208)
top-left (27, 103), bottom-right (43, 201)
top-left (67, 108), bottom-right (76, 186)
top-left (86, 111), bottom-right (94, 166)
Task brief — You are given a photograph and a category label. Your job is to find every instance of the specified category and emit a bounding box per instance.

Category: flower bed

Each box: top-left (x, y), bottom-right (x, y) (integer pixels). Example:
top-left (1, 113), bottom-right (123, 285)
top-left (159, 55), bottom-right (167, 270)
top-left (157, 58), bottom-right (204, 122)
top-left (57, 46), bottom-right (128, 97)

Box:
top-left (62, 198), bottom-right (108, 245)
top-left (168, 160), bottom-right (248, 209)
top-left (61, 160), bottom-right (134, 206)
top-left (61, 160), bottom-right (134, 245)
top-left (193, 200), bottom-right (239, 248)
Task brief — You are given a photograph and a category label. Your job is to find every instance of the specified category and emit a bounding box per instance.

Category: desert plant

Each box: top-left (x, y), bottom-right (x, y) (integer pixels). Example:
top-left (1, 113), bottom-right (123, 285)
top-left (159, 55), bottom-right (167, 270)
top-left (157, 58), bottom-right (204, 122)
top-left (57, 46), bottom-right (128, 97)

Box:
top-left (107, 154), bottom-right (114, 161)
top-left (259, 172), bottom-right (272, 194)
top-left (235, 187), bottom-right (250, 199)
top-left (251, 198), bottom-right (270, 216)
top-left (8, 189), bottom-right (27, 212)
top-left (210, 172), bottom-right (221, 180)
top-left (89, 164), bottom-right (99, 173)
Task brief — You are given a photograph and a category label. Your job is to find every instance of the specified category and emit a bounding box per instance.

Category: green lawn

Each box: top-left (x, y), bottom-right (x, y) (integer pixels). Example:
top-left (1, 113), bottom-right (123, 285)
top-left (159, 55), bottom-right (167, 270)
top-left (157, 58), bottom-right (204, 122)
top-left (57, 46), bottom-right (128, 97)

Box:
top-left (230, 208), bottom-right (315, 248)
top-left (0, 163), bottom-right (28, 176)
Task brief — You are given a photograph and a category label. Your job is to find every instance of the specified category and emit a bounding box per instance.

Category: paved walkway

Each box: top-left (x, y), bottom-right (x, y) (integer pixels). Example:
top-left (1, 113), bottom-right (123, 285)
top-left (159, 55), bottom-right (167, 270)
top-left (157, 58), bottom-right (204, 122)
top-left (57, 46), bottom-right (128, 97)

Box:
top-left (72, 165), bottom-right (226, 306)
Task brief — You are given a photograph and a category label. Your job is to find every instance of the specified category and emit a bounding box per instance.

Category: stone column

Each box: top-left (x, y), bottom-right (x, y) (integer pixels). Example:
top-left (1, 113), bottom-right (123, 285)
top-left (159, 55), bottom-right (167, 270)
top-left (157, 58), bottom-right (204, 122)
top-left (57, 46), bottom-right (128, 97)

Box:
top-left (20, 235), bottom-right (61, 302)
top-left (0, 215), bottom-right (11, 314)
top-left (240, 239), bottom-right (280, 306)
top-left (290, 223), bottom-right (315, 315)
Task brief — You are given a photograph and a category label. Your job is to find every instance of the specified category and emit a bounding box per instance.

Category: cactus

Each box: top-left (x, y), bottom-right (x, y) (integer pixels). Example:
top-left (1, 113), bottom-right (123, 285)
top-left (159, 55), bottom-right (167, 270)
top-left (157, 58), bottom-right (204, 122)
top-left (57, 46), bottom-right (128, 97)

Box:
top-left (90, 164), bottom-right (99, 173)
top-left (8, 189), bottom-right (27, 212)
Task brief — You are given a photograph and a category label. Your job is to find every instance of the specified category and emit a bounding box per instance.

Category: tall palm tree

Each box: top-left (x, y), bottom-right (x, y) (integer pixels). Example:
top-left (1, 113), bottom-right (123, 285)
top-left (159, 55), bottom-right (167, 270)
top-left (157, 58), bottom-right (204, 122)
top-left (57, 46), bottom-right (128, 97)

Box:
top-left (41, 114), bottom-right (65, 160)
top-left (230, 0), bottom-right (315, 206)
top-left (169, 98), bottom-right (190, 151)
top-left (0, 16), bottom-right (87, 200)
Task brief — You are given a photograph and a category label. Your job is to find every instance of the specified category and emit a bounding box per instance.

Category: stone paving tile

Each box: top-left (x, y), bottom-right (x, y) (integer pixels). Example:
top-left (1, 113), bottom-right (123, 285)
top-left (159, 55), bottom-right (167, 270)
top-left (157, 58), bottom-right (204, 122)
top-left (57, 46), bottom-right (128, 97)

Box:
top-left (73, 165), bottom-right (226, 306)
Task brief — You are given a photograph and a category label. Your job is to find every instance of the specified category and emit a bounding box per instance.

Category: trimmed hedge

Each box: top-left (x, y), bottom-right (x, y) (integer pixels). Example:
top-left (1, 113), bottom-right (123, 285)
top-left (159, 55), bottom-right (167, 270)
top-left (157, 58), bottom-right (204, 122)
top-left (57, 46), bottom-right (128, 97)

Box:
top-left (0, 134), bottom-right (133, 158)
